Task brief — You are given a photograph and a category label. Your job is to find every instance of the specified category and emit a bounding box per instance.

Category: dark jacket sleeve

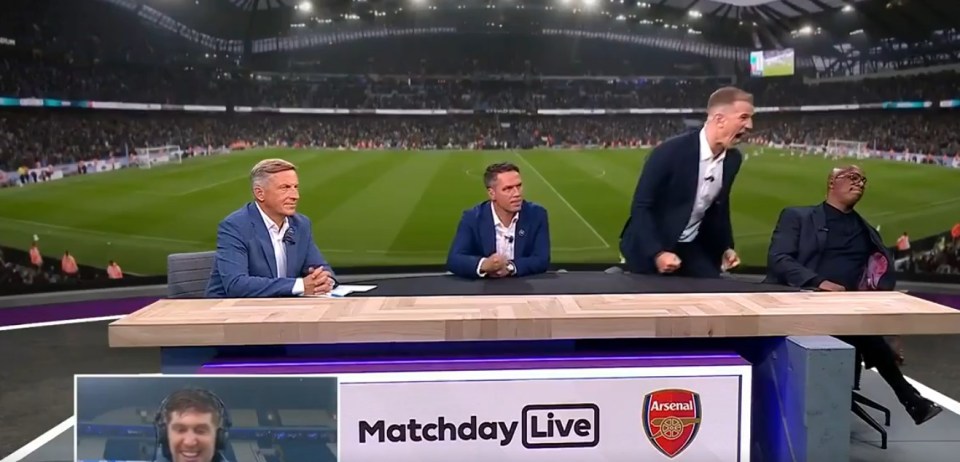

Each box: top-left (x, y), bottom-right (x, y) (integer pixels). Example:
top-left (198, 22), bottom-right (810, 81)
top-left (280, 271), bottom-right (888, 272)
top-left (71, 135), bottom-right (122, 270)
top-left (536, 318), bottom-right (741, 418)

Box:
top-left (767, 208), bottom-right (822, 288)
top-left (623, 144), bottom-right (672, 263)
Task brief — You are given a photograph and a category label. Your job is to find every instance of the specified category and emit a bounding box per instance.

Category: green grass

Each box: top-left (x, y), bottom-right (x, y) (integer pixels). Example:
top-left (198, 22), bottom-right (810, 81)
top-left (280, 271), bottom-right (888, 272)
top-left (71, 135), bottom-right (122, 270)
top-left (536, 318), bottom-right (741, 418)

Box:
top-left (2, 147), bottom-right (959, 275)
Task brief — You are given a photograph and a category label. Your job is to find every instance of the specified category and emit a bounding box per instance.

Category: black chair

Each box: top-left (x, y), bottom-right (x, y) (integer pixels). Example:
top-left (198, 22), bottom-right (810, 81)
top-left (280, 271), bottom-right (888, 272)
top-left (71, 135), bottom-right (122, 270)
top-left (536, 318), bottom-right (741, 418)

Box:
top-left (852, 349), bottom-right (891, 449)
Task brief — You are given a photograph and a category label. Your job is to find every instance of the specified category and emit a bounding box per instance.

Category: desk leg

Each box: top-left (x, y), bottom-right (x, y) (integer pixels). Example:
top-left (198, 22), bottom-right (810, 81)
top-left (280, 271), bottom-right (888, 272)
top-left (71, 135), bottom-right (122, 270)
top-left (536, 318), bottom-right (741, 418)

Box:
top-left (746, 336), bottom-right (855, 462)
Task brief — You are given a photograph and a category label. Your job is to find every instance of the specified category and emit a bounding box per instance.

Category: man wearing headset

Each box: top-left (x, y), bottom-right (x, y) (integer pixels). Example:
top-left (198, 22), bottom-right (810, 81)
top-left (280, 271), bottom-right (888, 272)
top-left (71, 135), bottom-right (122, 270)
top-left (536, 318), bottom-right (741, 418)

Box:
top-left (154, 388), bottom-right (232, 462)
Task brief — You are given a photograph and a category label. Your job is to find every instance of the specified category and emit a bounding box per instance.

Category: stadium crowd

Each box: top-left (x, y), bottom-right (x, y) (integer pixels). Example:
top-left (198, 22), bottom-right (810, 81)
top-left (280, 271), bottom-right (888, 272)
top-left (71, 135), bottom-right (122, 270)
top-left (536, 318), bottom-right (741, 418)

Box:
top-left (2, 0), bottom-right (960, 292)
top-left (3, 52), bottom-right (959, 110)
top-left (2, 109), bottom-right (959, 172)
top-left (898, 229), bottom-right (960, 276)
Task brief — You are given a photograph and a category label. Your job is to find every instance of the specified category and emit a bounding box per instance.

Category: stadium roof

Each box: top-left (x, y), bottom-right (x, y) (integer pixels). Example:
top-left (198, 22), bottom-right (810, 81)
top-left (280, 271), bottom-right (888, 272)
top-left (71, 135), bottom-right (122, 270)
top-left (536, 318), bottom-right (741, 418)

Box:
top-left (141, 0), bottom-right (959, 54)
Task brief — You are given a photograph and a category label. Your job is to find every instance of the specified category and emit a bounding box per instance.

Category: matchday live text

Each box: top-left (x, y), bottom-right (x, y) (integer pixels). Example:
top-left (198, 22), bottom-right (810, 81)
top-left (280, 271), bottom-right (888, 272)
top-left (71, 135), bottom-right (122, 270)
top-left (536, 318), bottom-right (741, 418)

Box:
top-left (358, 403), bottom-right (600, 449)
top-left (339, 372), bottom-right (748, 461)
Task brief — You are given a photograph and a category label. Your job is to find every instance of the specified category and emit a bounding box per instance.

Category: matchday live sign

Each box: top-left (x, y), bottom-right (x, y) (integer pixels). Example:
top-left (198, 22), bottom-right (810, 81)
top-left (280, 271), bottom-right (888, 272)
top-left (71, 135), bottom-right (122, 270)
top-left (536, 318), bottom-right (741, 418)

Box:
top-left (338, 366), bottom-right (750, 461)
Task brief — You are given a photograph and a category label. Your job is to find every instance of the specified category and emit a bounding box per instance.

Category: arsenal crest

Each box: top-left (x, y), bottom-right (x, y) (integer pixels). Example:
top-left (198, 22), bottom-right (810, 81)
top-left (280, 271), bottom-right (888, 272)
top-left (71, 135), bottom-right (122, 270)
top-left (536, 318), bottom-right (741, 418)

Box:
top-left (642, 389), bottom-right (702, 458)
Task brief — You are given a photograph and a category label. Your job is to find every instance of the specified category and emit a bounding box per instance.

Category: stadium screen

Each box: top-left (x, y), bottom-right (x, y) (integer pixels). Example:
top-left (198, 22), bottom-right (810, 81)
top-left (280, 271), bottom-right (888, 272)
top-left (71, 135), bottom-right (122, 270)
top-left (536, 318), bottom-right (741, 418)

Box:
top-left (749, 48), bottom-right (795, 77)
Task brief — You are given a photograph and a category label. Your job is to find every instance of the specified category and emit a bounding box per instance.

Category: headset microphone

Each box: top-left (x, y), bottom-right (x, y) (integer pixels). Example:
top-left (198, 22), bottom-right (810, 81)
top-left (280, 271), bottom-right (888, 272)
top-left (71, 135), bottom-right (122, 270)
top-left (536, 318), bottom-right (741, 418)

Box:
top-left (153, 388), bottom-right (232, 462)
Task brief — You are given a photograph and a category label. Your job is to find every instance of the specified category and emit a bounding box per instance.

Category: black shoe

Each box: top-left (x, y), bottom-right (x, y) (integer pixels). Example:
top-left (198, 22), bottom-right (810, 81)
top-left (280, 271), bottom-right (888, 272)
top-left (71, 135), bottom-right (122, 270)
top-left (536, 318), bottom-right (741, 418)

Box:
top-left (905, 397), bottom-right (943, 425)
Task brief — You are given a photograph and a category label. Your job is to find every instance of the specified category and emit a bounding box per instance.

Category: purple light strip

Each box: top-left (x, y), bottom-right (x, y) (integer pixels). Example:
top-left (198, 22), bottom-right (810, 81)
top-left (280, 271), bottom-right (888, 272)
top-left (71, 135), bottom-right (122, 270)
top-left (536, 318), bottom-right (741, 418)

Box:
top-left (203, 353), bottom-right (746, 369)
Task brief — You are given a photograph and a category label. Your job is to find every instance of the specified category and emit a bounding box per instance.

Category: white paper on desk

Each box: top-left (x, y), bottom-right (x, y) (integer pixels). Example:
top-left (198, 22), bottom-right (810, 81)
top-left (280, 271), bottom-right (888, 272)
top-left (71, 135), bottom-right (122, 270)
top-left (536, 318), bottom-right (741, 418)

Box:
top-left (329, 284), bottom-right (378, 297)
top-left (304, 284), bottom-right (377, 297)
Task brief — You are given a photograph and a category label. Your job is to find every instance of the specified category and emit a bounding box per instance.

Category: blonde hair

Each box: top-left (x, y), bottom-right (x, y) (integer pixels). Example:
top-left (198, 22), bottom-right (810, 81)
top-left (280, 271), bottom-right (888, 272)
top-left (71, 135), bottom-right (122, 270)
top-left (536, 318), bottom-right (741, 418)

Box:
top-left (250, 158), bottom-right (296, 189)
top-left (707, 86), bottom-right (754, 114)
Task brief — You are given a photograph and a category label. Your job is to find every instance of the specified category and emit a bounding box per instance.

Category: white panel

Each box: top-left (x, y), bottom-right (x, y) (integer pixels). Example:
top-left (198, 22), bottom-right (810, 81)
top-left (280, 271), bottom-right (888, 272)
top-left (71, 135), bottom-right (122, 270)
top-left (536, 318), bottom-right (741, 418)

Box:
top-left (340, 369), bottom-right (751, 462)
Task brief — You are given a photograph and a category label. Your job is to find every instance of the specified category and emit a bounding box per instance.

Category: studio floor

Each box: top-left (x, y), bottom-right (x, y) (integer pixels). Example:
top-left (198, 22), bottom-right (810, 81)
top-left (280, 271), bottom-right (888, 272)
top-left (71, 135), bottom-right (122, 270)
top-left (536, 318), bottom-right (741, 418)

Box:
top-left (2, 319), bottom-right (960, 461)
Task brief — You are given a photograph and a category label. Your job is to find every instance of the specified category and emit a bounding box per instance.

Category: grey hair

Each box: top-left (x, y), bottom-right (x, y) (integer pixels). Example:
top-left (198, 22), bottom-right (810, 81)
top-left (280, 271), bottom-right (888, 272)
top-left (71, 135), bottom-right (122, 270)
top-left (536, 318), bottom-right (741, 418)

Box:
top-left (250, 158), bottom-right (296, 189)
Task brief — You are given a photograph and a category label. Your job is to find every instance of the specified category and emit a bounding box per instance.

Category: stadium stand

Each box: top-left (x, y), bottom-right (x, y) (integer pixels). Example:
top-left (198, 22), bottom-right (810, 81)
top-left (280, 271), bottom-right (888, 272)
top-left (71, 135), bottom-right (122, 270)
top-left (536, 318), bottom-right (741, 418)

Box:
top-left (2, 110), bottom-right (959, 173)
top-left (6, 2), bottom-right (960, 462)
top-left (0, 0), bottom-right (959, 295)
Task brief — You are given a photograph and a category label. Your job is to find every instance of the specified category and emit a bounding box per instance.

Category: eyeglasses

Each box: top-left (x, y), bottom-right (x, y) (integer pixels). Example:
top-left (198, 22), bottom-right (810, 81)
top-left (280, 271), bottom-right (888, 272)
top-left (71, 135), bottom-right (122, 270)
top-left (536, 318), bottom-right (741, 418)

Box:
top-left (838, 173), bottom-right (867, 185)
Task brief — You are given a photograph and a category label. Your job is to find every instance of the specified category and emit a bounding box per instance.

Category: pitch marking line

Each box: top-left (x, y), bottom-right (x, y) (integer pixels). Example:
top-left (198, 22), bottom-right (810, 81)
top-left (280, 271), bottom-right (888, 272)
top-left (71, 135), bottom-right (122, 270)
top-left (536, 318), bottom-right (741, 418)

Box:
top-left (513, 151), bottom-right (610, 249)
top-left (0, 217), bottom-right (204, 246)
top-left (177, 175), bottom-right (247, 196)
top-left (465, 167), bottom-right (606, 181)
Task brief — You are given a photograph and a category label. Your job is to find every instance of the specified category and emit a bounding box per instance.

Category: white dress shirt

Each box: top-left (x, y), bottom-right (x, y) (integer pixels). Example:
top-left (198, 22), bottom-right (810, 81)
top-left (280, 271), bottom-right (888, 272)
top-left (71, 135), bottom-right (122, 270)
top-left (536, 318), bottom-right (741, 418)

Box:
top-left (256, 203), bottom-right (304, 295)
top-left (477, 202), bottom-right (518, 277)
top-left (678, 128), bottom-right (725, 243)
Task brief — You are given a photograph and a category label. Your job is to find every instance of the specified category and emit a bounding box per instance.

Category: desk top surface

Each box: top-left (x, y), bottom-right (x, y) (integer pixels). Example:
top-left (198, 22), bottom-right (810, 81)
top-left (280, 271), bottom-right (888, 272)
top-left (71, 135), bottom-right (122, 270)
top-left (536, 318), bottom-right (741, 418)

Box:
top-left (352, 272), bottom-right (796, 296)
top-left (108, 273), bottom-right (960, 348)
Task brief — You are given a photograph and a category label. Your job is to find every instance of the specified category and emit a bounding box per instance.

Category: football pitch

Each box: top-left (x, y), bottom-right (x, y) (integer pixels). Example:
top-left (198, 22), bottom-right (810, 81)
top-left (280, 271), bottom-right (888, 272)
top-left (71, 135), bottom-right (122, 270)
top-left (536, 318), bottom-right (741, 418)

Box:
top-left (2, 147), bottom-right (960, 276)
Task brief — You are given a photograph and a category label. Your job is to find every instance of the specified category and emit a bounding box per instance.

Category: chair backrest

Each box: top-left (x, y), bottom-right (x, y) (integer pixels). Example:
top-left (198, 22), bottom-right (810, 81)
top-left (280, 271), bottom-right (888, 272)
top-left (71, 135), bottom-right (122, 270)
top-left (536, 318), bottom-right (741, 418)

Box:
top-left (167, 251), bottom-right (216, 298)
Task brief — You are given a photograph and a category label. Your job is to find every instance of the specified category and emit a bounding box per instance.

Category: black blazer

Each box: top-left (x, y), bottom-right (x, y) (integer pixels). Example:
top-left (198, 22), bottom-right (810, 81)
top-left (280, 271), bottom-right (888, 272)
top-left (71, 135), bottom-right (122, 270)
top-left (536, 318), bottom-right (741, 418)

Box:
top-left (763, 203), bottom-right (896, 290)
top-left (619, 130), bottom-right (742, 274)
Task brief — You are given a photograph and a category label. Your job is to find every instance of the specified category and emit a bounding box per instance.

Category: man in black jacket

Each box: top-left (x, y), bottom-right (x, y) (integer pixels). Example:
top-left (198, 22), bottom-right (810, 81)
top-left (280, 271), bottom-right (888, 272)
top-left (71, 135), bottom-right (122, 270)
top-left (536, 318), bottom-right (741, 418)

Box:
top-left (619, 86), bottom-right (751, 277)
top-left (765, 165), bottom-right (941, 425)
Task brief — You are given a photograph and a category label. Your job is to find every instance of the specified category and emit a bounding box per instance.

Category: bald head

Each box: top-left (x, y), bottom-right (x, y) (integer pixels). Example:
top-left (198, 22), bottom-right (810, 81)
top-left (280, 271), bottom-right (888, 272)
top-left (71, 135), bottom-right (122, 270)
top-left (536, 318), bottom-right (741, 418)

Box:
top-left (827, 165), bottom-right (864, 188)
top-left (826, 165), bottom-right (866, 210)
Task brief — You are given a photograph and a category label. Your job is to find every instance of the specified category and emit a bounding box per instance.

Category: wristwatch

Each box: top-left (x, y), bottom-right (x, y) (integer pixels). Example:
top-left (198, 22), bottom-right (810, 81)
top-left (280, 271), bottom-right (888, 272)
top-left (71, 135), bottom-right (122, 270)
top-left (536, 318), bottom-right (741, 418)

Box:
top-left (506, 261), bottom-right (516, 275)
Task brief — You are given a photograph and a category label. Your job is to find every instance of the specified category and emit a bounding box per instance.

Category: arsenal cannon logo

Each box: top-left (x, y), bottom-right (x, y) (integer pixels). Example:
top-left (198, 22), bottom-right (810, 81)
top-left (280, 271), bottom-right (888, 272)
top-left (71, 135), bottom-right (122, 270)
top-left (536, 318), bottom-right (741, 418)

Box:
top-left (642, 389), bottom-right (703, 458)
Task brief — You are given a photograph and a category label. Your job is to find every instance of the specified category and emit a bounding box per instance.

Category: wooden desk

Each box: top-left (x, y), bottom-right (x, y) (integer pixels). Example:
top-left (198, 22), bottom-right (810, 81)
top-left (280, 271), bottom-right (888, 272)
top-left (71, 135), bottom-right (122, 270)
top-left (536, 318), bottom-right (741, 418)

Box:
top-left (107, 290), bottom-right (960, 462)
top-left (108, 291), bottom-right (960, 348)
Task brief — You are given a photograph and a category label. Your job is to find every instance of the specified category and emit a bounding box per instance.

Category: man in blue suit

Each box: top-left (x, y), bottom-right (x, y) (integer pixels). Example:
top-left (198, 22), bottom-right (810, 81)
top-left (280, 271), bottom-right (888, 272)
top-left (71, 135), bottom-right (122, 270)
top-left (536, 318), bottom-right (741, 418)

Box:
top-left (619, 86), bottom-right (752, 278)
top-left (446, 162), bottom-right (550, 279)
top-left (205, 158), bottom-right (336, 298)
top-left (764, 165), bottom-right (941, 425)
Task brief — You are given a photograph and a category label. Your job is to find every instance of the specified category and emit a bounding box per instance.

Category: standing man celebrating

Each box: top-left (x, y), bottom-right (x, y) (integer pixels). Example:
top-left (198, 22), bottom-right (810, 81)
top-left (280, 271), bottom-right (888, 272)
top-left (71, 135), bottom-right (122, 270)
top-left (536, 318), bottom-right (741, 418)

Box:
top-left (619, 87), bottom-right (753, 277)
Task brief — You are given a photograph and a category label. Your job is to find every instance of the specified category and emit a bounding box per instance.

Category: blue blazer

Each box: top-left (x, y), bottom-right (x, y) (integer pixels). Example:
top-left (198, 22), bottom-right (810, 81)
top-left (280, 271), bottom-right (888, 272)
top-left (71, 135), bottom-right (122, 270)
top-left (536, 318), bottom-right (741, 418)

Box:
top-left (205, 202), bottom-right (336, 298)
top-left (446, 200), bottom-right (551, 279)
top-left (763, 203), bottom-right (896, 290)
top-left (618, 130), bottom-right (742, 274)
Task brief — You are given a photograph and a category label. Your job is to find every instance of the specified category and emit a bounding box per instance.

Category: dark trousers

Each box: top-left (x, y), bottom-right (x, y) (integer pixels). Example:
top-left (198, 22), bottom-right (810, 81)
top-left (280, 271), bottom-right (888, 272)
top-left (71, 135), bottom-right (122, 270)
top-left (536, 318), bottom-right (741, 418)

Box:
top-left (838, 335), bottom-right (918, 405)
top-left (673, 238), bottom-right (721, 279)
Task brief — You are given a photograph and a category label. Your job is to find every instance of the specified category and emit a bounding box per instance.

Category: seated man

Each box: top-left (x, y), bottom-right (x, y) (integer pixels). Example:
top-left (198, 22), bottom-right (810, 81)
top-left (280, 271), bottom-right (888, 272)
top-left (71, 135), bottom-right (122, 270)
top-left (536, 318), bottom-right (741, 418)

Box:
top-left (205, 158), bottom-right (336, 298)
top-left (765, 165), bottom-right (941, 425)
top-left (446, 162), bottom-right (550, 279)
